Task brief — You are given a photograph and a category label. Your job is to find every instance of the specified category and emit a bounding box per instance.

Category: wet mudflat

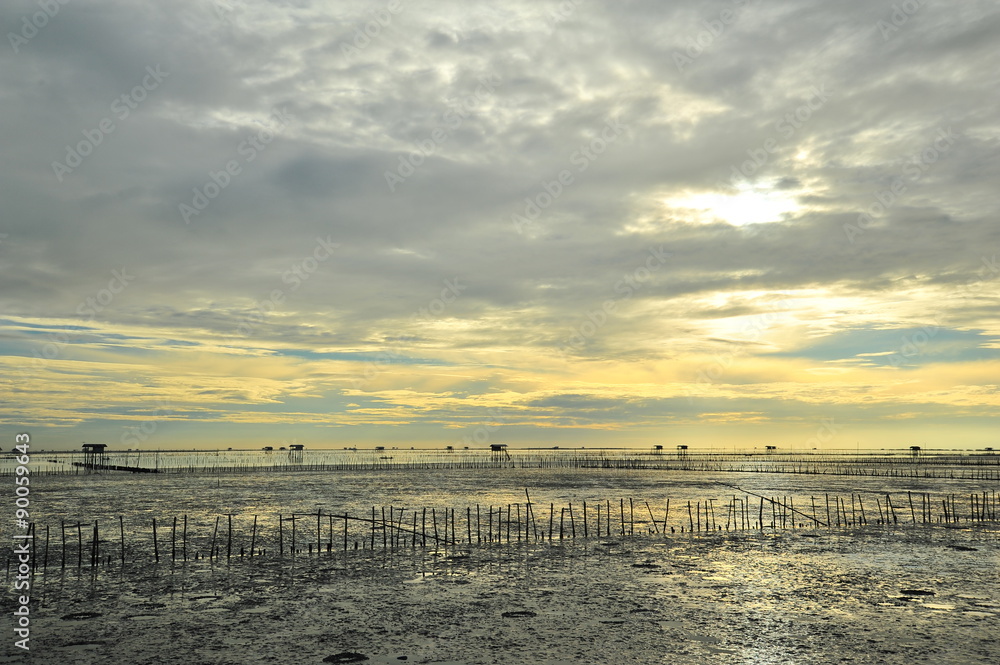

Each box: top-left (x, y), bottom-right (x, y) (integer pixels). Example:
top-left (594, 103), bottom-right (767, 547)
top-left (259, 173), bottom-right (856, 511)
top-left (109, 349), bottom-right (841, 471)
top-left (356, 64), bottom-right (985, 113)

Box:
top-left (7, 525), bottom-right (998, 664)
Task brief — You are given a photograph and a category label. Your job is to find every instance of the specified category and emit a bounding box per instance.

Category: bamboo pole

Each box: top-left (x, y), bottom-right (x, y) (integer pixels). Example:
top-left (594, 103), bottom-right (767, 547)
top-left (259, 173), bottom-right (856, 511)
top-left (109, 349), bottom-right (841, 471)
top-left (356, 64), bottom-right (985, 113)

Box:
top-left (645, 501), bottom-right (659, 534)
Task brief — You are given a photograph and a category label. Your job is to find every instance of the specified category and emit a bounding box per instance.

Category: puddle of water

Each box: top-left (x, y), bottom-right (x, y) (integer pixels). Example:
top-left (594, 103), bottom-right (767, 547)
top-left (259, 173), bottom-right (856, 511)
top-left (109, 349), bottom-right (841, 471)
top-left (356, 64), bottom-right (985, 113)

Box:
top-left (690, 634), bottom-right (718, 643)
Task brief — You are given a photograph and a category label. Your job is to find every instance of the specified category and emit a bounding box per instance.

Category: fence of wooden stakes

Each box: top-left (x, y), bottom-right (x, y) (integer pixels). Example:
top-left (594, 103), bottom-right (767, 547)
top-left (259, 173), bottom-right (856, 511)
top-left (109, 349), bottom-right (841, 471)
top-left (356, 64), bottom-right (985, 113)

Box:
top-left (5, 488), bottom-right (998, 576)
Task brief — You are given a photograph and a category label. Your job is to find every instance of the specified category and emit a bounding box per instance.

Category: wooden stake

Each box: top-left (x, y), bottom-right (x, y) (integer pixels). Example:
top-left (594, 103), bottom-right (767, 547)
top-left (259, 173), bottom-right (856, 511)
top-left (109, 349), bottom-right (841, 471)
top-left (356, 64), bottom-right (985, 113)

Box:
top-left (211, 516), bottom-right (220, 560)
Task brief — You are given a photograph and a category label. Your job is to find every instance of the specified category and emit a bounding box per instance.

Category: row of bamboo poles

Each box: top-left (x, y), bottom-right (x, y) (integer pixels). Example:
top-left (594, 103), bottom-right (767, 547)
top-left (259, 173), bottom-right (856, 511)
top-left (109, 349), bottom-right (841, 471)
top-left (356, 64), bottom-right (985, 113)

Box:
top-left (6, 490), bottom-right (998, 576)
top-left (22, 453), bottom-right (1000, 478)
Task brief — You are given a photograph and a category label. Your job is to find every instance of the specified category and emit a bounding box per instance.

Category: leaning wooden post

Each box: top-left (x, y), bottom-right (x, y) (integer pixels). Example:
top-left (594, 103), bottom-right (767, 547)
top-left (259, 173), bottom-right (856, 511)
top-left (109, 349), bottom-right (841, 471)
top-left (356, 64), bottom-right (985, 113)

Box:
top-left (152, 518), bottom-right (159, 563)
top-left (382, 507), bottom-right (388, 549)
top-left (343, 512), bottom-right (349, 551)
top-left (91, 522), bottom-right (99, 567)
top-left (227, 514), bottom-right (233, 560)
top-left (525, 490), bottom-right (537, 541)
top-left (515, 503), bottom-right (522, 542)
top-left (171, 516), bottom-right (177, 562)
top-left (210, 516), bottom-right (219, 560)
top-left (645, 502), bottom-right (658, 534)
top-left (250, 515), bottom-right (258, 557)
top-left (119, 516), bottom-right (125, 566)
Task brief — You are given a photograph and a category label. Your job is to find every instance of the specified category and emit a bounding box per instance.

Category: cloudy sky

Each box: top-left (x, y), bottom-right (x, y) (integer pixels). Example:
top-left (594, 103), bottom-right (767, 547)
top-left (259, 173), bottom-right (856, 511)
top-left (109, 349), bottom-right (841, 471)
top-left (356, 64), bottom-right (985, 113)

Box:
top-left (2, 0), bottom-right (998, 451)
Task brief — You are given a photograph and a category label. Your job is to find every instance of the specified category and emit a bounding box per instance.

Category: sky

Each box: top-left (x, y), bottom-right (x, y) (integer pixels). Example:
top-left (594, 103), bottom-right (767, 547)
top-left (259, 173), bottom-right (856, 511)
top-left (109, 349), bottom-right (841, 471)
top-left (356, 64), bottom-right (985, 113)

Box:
top-left (1, 0), bottom-right (998, 452)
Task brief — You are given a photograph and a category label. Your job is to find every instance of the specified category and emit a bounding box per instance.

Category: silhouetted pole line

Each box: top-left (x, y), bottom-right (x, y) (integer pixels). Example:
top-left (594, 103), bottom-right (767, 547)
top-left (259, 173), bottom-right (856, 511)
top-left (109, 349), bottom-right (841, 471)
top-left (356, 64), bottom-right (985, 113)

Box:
top-left (6, 491), bottom-right (999, 579)
top-left (25, 450), bottom-right (1000, 480)
top-left (716, 481), bottom-right (828, 527)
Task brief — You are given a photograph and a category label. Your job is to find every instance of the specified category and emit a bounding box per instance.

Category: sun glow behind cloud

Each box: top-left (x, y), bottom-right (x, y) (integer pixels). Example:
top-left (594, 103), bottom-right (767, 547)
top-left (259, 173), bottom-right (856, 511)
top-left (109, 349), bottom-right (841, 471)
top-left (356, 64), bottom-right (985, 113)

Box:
top-left (662, 185), bottom-right (803, 227)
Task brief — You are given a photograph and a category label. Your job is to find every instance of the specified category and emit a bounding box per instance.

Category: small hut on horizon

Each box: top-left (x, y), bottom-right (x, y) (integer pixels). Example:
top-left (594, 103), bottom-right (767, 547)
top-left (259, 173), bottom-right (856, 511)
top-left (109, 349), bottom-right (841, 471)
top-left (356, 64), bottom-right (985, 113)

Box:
top-left (82, 443), bottom-right (107, 469)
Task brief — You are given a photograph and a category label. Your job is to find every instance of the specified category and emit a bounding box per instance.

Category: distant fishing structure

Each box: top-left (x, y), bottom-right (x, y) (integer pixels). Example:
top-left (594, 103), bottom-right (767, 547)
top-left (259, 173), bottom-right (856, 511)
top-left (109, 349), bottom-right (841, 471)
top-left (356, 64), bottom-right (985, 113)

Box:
top-left (73, 443), bottom-right (159, 474)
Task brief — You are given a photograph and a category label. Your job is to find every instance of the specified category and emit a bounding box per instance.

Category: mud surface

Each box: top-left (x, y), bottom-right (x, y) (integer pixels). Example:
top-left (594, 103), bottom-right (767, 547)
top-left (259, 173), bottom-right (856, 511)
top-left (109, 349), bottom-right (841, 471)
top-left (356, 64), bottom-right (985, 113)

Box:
top-left (4, 525), bottom-right (998, 664)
